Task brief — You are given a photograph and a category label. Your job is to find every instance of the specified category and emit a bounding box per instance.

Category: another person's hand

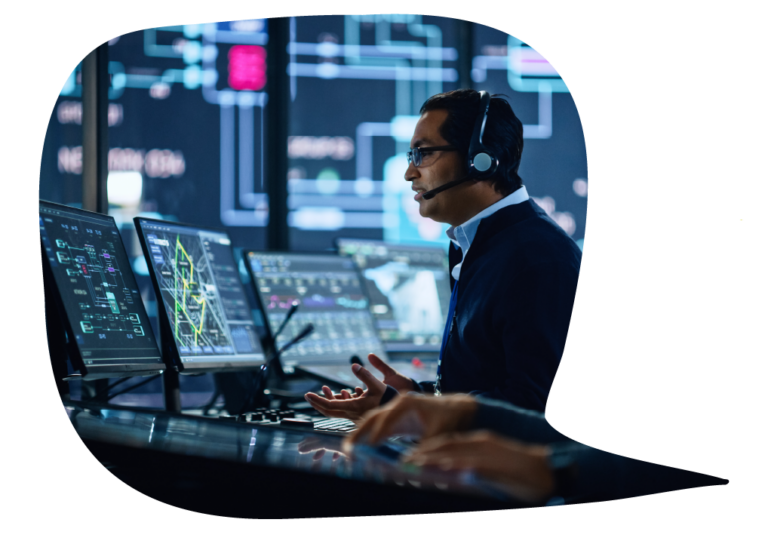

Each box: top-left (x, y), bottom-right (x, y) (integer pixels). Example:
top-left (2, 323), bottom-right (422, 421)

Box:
top-left (343, 393), bottom-right (478, 450)
top-left (304, 362), bottom-right (386, 422)
top-left (404, 431), bottom-right (555, 504)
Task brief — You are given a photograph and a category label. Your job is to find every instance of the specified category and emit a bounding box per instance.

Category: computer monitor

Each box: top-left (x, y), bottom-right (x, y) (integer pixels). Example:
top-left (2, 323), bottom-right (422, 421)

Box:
top-left (244, 252), bottom-right (386, 373)
top-left (135, 218), bottom-right (266, 373)
top-left (336, 239), bottom-right (452, 353)
top-left (39, 201), bottom-right (166, 380)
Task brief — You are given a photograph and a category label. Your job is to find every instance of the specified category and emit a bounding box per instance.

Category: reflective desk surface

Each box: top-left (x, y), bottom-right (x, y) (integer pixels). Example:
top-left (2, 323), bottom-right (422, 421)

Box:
top-left (64, 401), bottom-right (525, 518)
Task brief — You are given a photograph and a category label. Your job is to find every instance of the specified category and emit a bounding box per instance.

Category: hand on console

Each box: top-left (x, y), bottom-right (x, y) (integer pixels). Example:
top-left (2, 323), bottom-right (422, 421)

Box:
top-left (343, 392), bottom-right (478, 450)
top-left (343, 393), bottom-right (554, 503)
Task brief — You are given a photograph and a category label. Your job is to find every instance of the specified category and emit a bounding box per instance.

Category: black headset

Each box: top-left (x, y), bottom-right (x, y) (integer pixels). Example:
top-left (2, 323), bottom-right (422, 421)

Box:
top-left (421, 90), bottom-right (500, 200)
top-left (467, 90), bottom-right (499, 178)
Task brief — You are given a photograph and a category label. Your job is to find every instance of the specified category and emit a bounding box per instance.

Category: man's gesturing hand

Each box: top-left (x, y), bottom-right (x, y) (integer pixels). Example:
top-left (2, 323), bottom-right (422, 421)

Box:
top-left (304, 362), bottom-right (386, 422)
top-left (343, 393), bottom-right (478, 451)
top-left (303, 354), bottom-right (417, 422)
top-left (366, 354), bottom-right (416, 393)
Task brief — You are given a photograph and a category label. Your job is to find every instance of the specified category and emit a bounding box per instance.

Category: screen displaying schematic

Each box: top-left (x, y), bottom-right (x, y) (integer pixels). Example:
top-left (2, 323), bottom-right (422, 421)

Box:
top-left (337, 239), bottom-right (451, 352)
top-left (246, 252), bottom-right (385, 367)
top-left (39, 201), bottom-right (164, 369)
top-left (136, 218), bottom-right (265, 369)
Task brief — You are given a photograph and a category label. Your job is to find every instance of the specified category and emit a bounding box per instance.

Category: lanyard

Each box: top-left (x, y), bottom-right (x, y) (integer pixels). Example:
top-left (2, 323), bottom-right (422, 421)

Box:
top-left (436, 280), bottom-right (459, 396)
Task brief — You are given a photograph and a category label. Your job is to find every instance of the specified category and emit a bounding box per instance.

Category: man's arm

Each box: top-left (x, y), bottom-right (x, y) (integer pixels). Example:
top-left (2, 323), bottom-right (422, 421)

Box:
top-left (470, 399), bottom-right (726, 502)
top-left (470, 396), bottom-right (569, 444)
top-left (379, 378), bottom-right (428, 406)
top-left (546, 442), bottom-right (728, 503)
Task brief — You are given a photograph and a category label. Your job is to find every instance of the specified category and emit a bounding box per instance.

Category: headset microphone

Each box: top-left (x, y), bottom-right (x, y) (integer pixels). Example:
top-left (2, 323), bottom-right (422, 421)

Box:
top-left (420, 91), bottom-right (500, 201)
top-left (421, 174), bottom-right (475, 200)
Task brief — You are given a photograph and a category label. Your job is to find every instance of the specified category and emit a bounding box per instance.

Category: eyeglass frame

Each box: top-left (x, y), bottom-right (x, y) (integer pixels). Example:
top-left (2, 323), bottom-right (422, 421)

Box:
top-left (406, 146), bottom-right (459, 167)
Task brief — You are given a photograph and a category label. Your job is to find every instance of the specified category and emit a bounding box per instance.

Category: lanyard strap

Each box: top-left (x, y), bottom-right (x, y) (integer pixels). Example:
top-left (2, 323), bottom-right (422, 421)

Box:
top-left (436, 280), bottom-right (459, 396)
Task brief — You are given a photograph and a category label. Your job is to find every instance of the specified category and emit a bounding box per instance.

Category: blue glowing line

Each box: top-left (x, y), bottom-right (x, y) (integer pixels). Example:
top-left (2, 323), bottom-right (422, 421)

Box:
top-left (288, 42), bottom-right (457, 60)
top-left (143, 29), bottom-right (182, 58)
top-left (507, 36), bottom-right (569, 93)
top-left (287, 63), bottom-right (457, 82)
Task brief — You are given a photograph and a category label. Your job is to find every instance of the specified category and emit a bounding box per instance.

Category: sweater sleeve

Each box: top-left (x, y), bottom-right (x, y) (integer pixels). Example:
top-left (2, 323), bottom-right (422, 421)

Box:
top-left (469, 399), bottom-right (727, 503)
top-left (416, 380), bottom-right (434, 394)
top-left (548, 443), bottom-right (728, 503)
top-left (378, 379), bottom-right (428, 406)
top-left (470, 397), bottom-right (570, 444)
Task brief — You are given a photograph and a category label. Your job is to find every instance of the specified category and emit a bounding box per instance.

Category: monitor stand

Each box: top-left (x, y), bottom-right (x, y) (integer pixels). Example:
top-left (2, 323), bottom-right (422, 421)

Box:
top-left (156, 320), bottom-right (182, 413)
top-left (43, 262), bottom-right (71, 401)
top-left (163, 369), bottom-right (182, 413)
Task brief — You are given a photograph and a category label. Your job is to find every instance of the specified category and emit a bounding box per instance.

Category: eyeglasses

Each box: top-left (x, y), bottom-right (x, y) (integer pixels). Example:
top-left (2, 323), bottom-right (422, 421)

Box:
top-left (406, 146), bottom-right (458, 167)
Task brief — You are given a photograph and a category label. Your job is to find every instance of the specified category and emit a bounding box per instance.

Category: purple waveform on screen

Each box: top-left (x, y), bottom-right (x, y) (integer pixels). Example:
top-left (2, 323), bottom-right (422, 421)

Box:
top-left (267, 295), bottom-right (297, 309)
top-left (302, 294), bottom-right (335, 308)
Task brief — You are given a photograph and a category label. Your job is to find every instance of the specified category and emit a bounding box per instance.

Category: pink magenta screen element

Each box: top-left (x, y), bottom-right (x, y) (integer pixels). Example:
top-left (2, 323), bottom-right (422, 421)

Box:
top-left (228, 45), bottom-right (267, 91)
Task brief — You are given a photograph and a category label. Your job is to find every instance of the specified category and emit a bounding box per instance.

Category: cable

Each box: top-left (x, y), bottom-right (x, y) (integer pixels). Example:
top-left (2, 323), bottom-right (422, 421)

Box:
top-left (93, 377), bottom-right (132, 400)
top-left (106, 375), bottom-right (161, 401)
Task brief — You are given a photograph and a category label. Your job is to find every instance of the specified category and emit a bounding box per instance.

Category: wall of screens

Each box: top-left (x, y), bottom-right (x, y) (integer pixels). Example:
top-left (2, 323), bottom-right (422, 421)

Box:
top-left (39, 15), bottom-right (587, 264)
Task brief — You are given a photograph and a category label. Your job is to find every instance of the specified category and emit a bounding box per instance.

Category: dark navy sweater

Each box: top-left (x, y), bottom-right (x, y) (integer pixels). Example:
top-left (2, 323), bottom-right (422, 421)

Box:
top-left (414, 198), bottom-right (582, 411)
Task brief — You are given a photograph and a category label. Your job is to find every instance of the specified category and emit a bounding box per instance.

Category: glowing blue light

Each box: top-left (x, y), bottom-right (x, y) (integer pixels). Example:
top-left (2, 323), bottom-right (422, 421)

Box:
top-left (183, 41), bottom-right (202, 64)
top-left (183, 65), bottom-right (202, 89)
top-left (61, 71), bottom-right (76, 95)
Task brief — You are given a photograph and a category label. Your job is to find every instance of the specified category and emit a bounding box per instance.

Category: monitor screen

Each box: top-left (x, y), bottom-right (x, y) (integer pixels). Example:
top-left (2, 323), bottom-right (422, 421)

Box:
top-left (39, 201), bottom-right (165, 377)
top-left (245, 252), bottom-right (385, 368)
top-left (135, 218), bottom-right (265, 372)
top-left (336, 239), bottom-right (451, 352)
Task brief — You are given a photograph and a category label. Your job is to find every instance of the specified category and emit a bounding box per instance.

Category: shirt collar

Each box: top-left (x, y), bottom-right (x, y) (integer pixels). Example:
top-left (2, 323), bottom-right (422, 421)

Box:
top-left (446, 185), bottom-right (529, 253)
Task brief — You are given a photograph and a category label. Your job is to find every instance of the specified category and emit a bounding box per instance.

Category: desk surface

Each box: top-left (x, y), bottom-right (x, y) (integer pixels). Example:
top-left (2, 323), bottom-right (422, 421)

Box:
top-left (64, 401), bottom-right (526, 518)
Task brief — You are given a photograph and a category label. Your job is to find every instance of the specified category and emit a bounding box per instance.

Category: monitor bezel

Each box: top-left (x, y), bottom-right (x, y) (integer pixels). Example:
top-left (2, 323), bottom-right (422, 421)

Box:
top-left (334, 237), bottom-right (450, 253)
top-left (134, 216), bottom-right (266, 374)
top-left (242, 249), bottom-right (385, 372)
top-left (39, 200), bottom-right (166, 380)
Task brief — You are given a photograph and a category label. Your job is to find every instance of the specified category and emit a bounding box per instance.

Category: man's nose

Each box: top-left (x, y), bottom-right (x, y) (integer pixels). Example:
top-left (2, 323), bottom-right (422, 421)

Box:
top-left (404, 161), bottom-right (418, 181)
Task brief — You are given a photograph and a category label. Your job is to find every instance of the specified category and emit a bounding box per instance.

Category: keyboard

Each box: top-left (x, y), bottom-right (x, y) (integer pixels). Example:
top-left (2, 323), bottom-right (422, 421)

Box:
top-left (225, 407), bottom-right (357, 436)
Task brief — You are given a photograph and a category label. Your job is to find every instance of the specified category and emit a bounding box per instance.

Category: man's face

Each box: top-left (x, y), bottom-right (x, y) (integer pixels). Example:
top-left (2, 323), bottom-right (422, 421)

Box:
top-left (405, 109), bottom-right (466, 225)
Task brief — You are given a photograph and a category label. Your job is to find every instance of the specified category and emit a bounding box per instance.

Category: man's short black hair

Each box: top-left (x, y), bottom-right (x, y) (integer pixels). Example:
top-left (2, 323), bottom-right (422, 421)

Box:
top-left (419, 89), bottom-right (524, 196)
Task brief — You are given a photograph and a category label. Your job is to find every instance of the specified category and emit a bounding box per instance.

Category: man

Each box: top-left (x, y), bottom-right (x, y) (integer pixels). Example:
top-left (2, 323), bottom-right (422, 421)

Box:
top-left (305, 89), bottom-right (581, 419)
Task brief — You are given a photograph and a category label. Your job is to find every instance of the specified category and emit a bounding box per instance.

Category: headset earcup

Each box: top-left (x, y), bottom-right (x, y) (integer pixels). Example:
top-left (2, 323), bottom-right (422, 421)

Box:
top-left (473, 152), bottom-right (493, 173)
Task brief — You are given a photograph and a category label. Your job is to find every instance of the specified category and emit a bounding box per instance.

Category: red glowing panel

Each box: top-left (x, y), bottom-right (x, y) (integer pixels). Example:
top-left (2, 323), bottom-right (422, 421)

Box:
top-left (228, 45), bottom-right (267, 91)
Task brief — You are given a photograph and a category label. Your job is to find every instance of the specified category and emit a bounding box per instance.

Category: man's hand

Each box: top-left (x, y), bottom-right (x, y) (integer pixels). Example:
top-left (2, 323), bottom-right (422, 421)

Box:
top-left (343, 393), bottom-right (478, 451)
top-left (304, 362), bottom-right (387, 422)
top-left (366, 354), bottom-right (417, 393)
top-left (404, 431), bottom-right (555, 504)
top-left (303, 354), bottom-right (416, 422)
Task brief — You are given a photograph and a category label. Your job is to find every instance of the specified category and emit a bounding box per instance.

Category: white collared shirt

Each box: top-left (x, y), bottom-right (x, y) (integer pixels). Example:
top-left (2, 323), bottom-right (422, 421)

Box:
top-left (446, 186), bottom-right (529, 281)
